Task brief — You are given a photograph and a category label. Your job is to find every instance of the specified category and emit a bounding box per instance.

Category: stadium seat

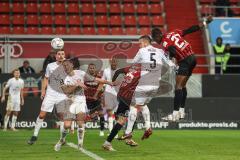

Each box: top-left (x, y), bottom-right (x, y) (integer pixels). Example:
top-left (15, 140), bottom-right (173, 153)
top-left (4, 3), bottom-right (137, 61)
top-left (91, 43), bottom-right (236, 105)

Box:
top-left (138, 15), bottom-right (151, 26)
top-left (82, 15), bottom-right (94, 26)
top-left (150, 4), bottom-right (163, 15)
top-left (123, 0), bottom-right (135, 3)
top-left (40, 15), bottom-right (53, 25)
top-left (0, 14), bottom-right (10, 25)
top-left (152, 15), bottom-right (164, 26)
top-left (95, 3), bottom-right (107, 14)
top-left (55, 15), bottom-right (67, 26)
top-left (81, 3), bottom-right (94, 14)
top-left (123, 3), bottom-right (135, 14)
top-left (125, 27), bottom-right (138, 35)
top-left (139, 27), bottom-right (151, 35)
top-left (68, 15), bottom-right (81, 26)
top-left (199, 0), bottom-right (215, 4)
top-left (67, 3), bottom-right (80, 14)
top-left (40, 3), bottom-right (52, 14)
top-left (149, 0), bottom-right (162, 3)
top-left (27, 15), bottom-right (39, 26)
top-left (68, 26), bottom-right (81, 34)
top-left (137, 4), bottom-right (149, 14)
top-left (124, 15), bottom-right (136, 26)
top-left (12, 3), bottom-right (25, 13)
top-left (82, 27), bottom-right (96, 35)
top-left (0, 2), bottom-right (10, 13)
top-left (200, 5), bottom-right (214, 16)
top-left (111, 27), bottom-right (124, 35)
top-left (41, 26), bottom-right (53, 34)
top-left (55, 26), bottom-right (67, 34)
top-left (12, 14), bottom-right (25, 25)
top-left (136, 0), bottom-right (148, 3)
top-left (96, 15), bottom-right (108, 26)
top-left (229, 0), bottom-right (239, 4)
top-left (98, 27), bottom-right (110, 35)
top-left (12, 26), bottom-right (25, 34)
top-left (0, 26), bottom-right (11, 34)
top-left (54, 3), bottom-right (66, 14)
top-left (26, 27), bottom-right (40, 34)
top-left (110, 15), bottom-right (122, 26)
top-left (232, 7), bottom-right (240, 15)
top-left (109, 3), bottom-right (121, 14)
top-left (26, 3), bottom-right (38, 14)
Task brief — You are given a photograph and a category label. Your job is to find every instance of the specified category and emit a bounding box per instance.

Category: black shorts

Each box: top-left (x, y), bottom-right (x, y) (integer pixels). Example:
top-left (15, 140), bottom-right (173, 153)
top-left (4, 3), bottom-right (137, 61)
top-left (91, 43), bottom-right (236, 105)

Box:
top-left (177, 54), bottom-right (197, 76)
top-left (86, 100), bottom-right (102, 114)
top-left (115, 97), bottom-right (131, 118)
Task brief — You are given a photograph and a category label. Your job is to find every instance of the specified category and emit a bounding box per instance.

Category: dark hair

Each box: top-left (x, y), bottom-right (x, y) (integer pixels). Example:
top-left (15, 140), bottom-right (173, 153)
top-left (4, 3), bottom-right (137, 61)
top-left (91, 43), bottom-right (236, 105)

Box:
top-left (216, 37), bottom-right (222, 41)
top-left (151, 28), bottom-right (162, 40)
top-left (139, 35), bottom-right (152, 43)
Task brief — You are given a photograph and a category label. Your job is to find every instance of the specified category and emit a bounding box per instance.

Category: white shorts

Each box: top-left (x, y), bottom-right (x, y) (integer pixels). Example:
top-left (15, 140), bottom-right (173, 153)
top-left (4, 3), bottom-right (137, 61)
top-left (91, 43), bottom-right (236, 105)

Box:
top-left (6, 96), bottom-right (20, 112)
top-left (69, 99), bottom-right (87, 114)
top-left (41, 93), bottom-right (66, 113)
top-left (132, 85), bottom-right (159, 105)
top-left (104, 92), bottom-right (118, 111)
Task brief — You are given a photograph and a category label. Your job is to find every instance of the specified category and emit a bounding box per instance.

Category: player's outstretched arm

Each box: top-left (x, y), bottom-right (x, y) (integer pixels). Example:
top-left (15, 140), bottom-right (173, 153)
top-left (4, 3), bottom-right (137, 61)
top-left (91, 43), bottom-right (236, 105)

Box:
top-left (1, 85), bottom-right (8, 103)
top-left (112, 68), bottom-right (126, 82)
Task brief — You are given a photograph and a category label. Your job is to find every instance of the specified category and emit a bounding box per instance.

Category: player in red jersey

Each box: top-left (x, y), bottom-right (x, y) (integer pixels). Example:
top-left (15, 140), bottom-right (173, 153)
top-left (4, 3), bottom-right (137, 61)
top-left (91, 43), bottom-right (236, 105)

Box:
top-left (151, 16), bottom-right (213, 121)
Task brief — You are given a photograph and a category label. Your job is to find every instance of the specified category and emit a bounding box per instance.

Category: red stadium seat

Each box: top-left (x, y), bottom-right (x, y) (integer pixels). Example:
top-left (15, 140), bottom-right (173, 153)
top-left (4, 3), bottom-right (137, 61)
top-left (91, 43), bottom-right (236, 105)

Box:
top-left (111, 27), bottom-right (124, 35)
top-left (199, 0), bottom-right (215, 4)
top-left (12, 14), bottom-right (25, 25)
top-left (109, 3), bottom-right (121, 14)
top-left (123, 0), bottom-right (135, 3)
top-left (41, 26), bottom-right (53, 34)
top-left (82, 27), bottom-right (96, 35)
top-left (96, 15), bottom-right (108, 26)
top-left (110, 15), bottom-right (122, 26)
top-left (98, 27), bottom-right (110, 35)
top-left (81, 3), bottom-right (94, 14)
top-left (125, 27), bottom-right (138, 35)
top-left (139, 27), bottom-right (151, 35)
top-left (12, 26), bottom-right (25, 34)
top-left (149, 0), bottom-right (162, 3)
top-left (95, 3), bottom-right (107, 14)
top-left (40, 3), bottom-right (52, 14)
top-left (152, 15), bottom-right (164, 26)
top-left (40, 15), bottom-right (53, 25)
top-left (0, 14), bottom-right (10, 25)
top-left (136, 0), bottom-right (148, 3)
top-left (55, 15), bottom-right (67, 25)
top-left (0, 2), bottom-right (10, 13)
top-left (12, 3), bottom-right (25, 13)
top-left (67, 3), bottom-right (80, 14)
top-left (124, 15), bottom-right (136, 26)
top-left (55, 26), bottom-right (67, 34)
top-left (138, 15), bottom-right (151, 26)
top-left (27, 15), bottom-right (39, 26)
top-left (200, 5), bottom-right (214, 16)
top-left (68, 15), bottom-right (81, 26)
top-left (26, 3), bottom-right (38, 14)
top-left (0, 26), bottom-right (11, 34)
top-left (26, 27), bottom-right (40, 34)
top-left (123, 3), bottom-right (135, 14)
top-left (150, 4), bottom-right (163, 15)
top-left (137, 4), bottom-right (149, 14)
top-left (68, 26), bottom-right (81, 34)
top-left (54, 3), bottom-right (66, 14)
top-left (82, 15), bottom-right (94, 26)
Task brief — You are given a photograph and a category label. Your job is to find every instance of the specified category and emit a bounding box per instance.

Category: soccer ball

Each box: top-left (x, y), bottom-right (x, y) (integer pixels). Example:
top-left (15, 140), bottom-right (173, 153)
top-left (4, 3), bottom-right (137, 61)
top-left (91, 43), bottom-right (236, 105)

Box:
top-left (51, 37), bottom-right (64, 50)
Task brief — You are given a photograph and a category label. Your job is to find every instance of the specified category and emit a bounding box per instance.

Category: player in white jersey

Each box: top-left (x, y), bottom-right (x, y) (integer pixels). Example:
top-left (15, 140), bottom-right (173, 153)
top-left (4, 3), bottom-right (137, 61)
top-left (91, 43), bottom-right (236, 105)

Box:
top-left (28, 49), bottom-right (66, 145)
top-left (1, 69), bottom-right (24, 131)
top-left (102, 57), bottom-right (119, 136)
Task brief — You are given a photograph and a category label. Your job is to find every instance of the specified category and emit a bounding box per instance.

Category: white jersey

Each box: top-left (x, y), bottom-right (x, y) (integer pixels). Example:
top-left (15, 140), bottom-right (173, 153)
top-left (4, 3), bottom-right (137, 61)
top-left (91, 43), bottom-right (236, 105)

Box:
top-left (102, 67), bottom-right (119, 95)
top-left (132, 45), bottom-right (174, 86)
top-left (5, 78), bottom-right (24, 100)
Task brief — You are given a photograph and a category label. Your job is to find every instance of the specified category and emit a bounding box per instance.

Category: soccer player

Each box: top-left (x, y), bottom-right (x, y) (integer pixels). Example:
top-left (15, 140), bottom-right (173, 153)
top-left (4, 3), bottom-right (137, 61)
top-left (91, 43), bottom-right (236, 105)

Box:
top-left (102, 35), bottom-right (174, 150)
top-left (151, 16), bottom-right (213, 121)
top-left (28, 49), bottom-right (67, 145)
top-left (1, 69), bottom-right (24, 131)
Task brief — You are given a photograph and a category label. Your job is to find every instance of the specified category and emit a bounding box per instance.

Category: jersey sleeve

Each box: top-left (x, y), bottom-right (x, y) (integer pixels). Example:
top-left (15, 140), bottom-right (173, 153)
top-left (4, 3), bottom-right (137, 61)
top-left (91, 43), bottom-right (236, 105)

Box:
top-left (5, 79), bottom-right (12, 88)
top-left (45, 64), bottom-right (50, 78)
top-left (102, 69), bottom-right (107, 80)
top-left (84, 73), bottom-right (96, 82)
top-left (158, 49), bottom-right (175, 67)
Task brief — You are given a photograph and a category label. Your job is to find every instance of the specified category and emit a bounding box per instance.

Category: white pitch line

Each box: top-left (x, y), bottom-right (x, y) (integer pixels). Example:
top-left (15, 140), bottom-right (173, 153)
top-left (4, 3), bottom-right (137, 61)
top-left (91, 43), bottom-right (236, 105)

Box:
top-left (67, 142), bottom-right (105, 160)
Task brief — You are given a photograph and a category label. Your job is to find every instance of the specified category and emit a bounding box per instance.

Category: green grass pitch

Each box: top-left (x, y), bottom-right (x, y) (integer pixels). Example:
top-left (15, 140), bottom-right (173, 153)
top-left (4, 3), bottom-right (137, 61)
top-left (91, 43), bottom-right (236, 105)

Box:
top-left (0, 129), bottom-right (240, 160)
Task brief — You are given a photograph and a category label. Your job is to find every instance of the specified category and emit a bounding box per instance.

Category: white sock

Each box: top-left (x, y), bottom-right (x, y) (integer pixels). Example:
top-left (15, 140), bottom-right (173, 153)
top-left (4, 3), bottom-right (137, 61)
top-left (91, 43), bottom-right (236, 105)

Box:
top-left (11, 115), bottom-right (17, 129)
top-left (33, 117), bottom-right (43, 137)
top-left (125, 107), bottom-right (137, 135)
top-left (4, 115), bottom-right (10, 129)
top-left (71, 121), bottom-right (75, 131)
top-left (142, 105), bottom-right (151, 130)
top-left (59, 121), bottom-right (64, 139)
top-left (179, 107), bottom-right (185, 113)
top-left (61, 128), bottom-right (68, 141)
top-left (77, 125), bottom-right (85, 145)
top-left (173, 110), bottom-right (179, 116)
top-left (108, 116), bottom-right (114, 132)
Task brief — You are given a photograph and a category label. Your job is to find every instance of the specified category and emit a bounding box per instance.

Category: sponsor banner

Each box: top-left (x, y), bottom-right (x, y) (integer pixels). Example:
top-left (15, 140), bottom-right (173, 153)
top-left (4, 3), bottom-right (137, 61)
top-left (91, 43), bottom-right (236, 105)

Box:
top-left (209, 18), bottom-right (240, 45)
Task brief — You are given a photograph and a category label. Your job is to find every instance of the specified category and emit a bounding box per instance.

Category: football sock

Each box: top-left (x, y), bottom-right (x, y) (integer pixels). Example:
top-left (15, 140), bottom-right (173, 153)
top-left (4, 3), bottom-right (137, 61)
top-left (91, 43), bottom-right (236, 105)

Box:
top-left (100, 116), bottom-right (105, 131)
top-left (77, 125), bottom-right (85, 145)
top-left (71, 121), bottom-right (75, 131)
top-left (174, 89), bottom-right (183, 111)
top-left (4, 115), bottom-right (10, 129)
top-left (33, 117), bottom-right (43, 137)
top-left (108, 116), bottom-right (114, 132)
top-left (125, 107), bottom-right (137, 135)
top-left (142, 105), bottom-right (151, 130)
top-left (181, 87), bottom-right (187, 109)
top-left (61, 128), bottom-right (68, 141)
top-left (11, 115), bottom-right (17, 129)
top-left (59, 121), bottom-right (64, 139)
top-left (107, 123), bottom-right (122, 143)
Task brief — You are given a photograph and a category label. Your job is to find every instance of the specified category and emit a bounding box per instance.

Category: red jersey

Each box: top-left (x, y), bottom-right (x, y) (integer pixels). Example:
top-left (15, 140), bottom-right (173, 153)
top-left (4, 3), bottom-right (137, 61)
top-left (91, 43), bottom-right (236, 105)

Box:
top-left (161, 29), bottom-right (194, 62)
top-left (117, 64), bottom-right (141, 103)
